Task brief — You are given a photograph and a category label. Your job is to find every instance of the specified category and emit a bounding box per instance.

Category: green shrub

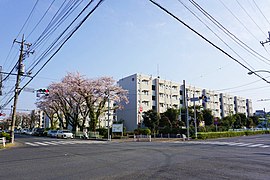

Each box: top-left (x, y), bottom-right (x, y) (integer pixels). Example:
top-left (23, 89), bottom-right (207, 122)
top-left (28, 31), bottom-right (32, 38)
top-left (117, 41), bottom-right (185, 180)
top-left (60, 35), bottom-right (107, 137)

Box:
top-left (197, 130), bottom-right (269, 139)
top-left (96, 128), bottom-right (108, 137)
top-left (0, 132), bottom-right (11, 140)
top-left (134, 128), bottom-right (151, 135)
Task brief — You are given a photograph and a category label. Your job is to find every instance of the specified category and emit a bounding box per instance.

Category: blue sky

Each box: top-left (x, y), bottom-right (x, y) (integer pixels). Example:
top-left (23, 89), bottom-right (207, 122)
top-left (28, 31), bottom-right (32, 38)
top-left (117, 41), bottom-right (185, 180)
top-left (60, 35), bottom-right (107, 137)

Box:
top-left (1, 0), bottom-right (270, 116)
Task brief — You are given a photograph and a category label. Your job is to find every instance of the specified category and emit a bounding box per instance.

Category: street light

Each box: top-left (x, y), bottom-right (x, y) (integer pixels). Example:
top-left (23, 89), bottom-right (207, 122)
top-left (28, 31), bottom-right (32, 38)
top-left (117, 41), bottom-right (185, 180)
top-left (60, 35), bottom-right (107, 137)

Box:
top-left (247, 70), bottom-right (270, 83)
top-left (248, 70), bottom-right (270, 75)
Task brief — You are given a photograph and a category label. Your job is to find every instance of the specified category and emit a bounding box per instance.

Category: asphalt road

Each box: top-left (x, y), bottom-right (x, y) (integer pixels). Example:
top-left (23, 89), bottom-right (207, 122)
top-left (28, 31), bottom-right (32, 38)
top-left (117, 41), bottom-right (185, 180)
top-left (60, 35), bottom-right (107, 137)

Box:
top-left (1, 134), bottom-right (270, 180)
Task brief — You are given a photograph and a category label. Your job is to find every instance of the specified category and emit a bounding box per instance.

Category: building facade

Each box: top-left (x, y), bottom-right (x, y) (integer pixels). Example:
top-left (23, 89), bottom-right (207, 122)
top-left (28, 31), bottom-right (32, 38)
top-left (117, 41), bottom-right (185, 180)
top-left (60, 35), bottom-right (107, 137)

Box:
top-left (117, 74), bottom-right (182, 131)
top-left (117, 73), bottom-right (253, 131)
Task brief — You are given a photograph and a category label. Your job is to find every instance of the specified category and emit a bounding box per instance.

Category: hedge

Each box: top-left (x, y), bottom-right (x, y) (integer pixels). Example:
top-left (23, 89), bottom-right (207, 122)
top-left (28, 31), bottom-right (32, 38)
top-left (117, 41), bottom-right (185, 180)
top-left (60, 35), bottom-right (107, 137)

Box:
top-left (0, 132), bottom-right (11, 140)
top-left (197, 130), bottom-right (270, 140)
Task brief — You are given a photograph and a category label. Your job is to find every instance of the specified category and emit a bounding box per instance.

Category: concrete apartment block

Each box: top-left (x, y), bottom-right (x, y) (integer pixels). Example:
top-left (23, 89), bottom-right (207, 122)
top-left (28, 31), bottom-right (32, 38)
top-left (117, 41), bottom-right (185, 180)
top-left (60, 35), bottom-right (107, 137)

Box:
top-left (220, 93), bottom-right (235, 118)
top-left (117, 73), bottom-right (253, 131)
top-left (202, 89), bottom-right (220, 118)
top-left (234, 96), bottom-right (247, 114)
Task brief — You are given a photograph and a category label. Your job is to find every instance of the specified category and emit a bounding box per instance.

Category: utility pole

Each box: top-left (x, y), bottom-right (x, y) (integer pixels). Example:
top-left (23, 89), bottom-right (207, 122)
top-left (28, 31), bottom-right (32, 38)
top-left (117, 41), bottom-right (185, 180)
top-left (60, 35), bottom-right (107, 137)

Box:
top-left (193, 94), bottom-right (197, 139)
top-left (10, 35), bottom-right (32, 143)
top-left (107, 89), bottom-right (110, 141)
top-left (183, 80), bottom-right (189, 140)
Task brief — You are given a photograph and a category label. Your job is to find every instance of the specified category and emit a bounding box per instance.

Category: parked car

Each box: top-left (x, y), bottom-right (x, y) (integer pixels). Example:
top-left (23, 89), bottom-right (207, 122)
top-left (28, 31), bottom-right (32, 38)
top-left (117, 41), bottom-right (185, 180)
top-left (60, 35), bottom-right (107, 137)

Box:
top-left (56, 130), bottom-right (74, 139)
top-left (47, 130), bottom-right (58, 138)
top-left (25, 129), bottom-right (33, 135)
top-left (32, 128), bottom-right (45, 136)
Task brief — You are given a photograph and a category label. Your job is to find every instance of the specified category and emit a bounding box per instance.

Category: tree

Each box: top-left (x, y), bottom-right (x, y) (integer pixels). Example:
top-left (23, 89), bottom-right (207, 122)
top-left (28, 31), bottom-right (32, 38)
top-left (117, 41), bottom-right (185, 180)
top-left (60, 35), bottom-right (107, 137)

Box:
top-left (36, 72), bottom-right (128, 132)
top-left (202, 109), bottom-right (214, 126)
top-left (220, 115), bottom-right (236, 130)
top-left (142, 110), bottom-right (160, 133)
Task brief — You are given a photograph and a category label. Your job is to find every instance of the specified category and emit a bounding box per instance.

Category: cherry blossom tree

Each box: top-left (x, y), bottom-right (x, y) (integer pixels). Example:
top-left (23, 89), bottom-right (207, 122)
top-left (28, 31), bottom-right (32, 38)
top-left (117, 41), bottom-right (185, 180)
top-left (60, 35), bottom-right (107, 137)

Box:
top-left (36, 72), bottom-right (128, 132)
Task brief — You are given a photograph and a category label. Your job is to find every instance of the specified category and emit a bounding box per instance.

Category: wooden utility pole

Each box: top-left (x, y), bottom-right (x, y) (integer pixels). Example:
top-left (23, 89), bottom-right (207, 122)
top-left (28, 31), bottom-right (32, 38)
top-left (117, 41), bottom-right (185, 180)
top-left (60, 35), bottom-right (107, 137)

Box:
top-left (10, 35), bottom-right (31, 143)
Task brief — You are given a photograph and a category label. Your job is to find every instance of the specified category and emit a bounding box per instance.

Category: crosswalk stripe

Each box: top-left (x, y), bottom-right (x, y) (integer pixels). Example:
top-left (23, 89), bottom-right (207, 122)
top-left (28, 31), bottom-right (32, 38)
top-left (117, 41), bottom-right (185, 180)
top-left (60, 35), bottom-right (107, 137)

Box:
top-left (173, 141), bottom-right (269, 148)
top-left (247, 144), bottom-right (264, 147)
top-left (24, 140), bottom-right (106, 147)
top-left (43, 141), bottom-right (60, 145)
top-left (25, 142), bottom-right (39, 146)
top-left (35, 142), bottom-right (49, 146)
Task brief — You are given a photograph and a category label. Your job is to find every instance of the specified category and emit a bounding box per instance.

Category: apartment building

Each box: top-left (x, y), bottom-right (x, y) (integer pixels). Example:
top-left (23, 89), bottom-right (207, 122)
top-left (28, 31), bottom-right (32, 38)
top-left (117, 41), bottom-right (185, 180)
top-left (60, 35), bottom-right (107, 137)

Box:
top-left (117, 73), bottom-right (253, 131)
top-left (202, 89), bottom-right (220, 118)
top-left (117, 74), bottom-right (182, 131)
top-left (246, 99), bottom-right (253, 117)
top-left (220, 93), bottom-right (235, 118)
top-left (234, 96), bottom-right (247, 114)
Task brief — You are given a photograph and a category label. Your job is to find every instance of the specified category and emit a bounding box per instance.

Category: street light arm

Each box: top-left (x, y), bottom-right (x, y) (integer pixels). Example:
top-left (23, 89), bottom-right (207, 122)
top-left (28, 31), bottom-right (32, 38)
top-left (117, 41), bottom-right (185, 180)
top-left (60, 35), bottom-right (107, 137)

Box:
top-left (247, 70), bottom-right (270, 84)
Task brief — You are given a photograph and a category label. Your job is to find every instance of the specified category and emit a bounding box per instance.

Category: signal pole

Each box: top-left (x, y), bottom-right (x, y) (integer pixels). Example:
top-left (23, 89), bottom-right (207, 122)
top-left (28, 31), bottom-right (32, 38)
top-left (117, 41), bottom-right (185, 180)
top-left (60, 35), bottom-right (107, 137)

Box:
top-left (10, 35), bottom-right (32, 143)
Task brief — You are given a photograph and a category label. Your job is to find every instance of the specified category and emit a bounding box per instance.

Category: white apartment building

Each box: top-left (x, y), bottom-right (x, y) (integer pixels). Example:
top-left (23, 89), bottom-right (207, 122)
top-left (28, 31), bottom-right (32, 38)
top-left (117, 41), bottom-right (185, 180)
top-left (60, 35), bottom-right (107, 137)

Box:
top-left (184, 85), bottom-right (202, 107)
top-left (202, 89), bottom-right (220, 118)
top-left (234, 96), bottom-right (247, 114)
top-left (246, 99), bottom-right (253, 117)
top-left (117, 73), bottom-right (253, 131)
top-left (117, 74), bottom-right (182, 131)
top-left (220, 93), bottom-right (235, 118)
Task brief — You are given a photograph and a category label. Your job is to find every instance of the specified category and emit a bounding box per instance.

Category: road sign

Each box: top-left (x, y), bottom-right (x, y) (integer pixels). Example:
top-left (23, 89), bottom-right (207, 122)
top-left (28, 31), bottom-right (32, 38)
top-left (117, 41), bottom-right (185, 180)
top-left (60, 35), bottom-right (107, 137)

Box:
top-left (214, 117), bottom-right (218, 125)
top-left (190, 97), bottom-right (199, 102)
top-left (139, 106), bottom-right (143, 113)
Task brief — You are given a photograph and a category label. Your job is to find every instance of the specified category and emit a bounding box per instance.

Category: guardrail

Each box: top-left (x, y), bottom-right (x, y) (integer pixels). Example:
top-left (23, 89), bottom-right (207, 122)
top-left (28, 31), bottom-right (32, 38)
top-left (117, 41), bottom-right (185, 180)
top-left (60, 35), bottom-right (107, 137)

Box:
top-left (0, 137), bottom-right (6, 147)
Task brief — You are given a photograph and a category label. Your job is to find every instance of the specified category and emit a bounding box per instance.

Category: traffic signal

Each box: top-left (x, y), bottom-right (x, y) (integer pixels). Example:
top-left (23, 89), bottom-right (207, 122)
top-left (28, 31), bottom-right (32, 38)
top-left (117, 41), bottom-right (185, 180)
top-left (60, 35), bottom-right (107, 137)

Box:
top-left (37, 89), bottom-right (49, 96)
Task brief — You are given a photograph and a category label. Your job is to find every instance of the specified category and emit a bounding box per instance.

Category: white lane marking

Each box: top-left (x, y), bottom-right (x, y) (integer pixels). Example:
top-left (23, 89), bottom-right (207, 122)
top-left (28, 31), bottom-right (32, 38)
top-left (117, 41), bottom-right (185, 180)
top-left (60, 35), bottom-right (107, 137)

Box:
top-left (25, 142), bottom-right (39, 146)
top-left (34, 142), bottom-right (49, 146)
top-left (247, 144), bottom-right (264, 147)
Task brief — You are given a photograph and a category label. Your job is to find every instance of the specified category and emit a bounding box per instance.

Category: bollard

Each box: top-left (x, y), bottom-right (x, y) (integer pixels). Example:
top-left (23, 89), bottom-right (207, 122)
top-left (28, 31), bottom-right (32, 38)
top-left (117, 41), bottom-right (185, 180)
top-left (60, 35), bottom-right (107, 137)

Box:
top-left (149, 135), bottom-right (151, 142)
top-left (1, 137), bottom-right (6, 147)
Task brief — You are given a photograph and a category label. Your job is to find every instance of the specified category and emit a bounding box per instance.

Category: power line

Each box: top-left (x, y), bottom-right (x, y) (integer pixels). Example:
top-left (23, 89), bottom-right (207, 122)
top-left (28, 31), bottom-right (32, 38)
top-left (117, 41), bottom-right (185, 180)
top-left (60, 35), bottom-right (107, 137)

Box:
top-left (178, 0), bottom-right (255, 70)
top-left (26, 0), bottom-right (57, 39)
top-left (188, 0), bottom-right (270, 66)
top-left (236, 0), bottom-right (266, 37)
top-left (26, 0), bottom-right (86, 74)
top-left (148, 0), bottom-right (270, 85)
top-left (15, 0), bottom-right (40, 40)
top-left (218, 0), bottom-right (260, 42)
top-left (1, 0), bottom-right (105, 110)
top-left (251, 0), bottom-right (270, 27)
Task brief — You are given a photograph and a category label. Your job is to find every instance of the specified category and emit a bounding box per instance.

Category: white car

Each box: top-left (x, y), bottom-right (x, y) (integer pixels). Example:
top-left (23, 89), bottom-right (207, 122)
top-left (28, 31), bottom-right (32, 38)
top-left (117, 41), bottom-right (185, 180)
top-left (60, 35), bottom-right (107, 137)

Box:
top-left (56, 130), bottom-right (74, 139)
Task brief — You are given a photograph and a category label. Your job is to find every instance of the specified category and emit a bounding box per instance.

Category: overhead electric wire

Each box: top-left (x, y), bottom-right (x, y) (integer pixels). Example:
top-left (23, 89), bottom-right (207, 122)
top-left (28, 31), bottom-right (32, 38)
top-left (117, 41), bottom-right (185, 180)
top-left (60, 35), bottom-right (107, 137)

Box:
top-left (178, 0), bottom-right (255, 70)
top-left (252, 0), bottom-right (270, 27)
top-left (236, 0), bottom-right (266, 37)
top-left (228, 84), bottom-right (270, 94)
top-left (2, 42), bottom-right (15, 68)
top-left (216, 76), bottom-right (270, 91)
top-left (189, 0), bottom-right (270, 66)
top-left (30, 0), bottom-right (83, 51)
top-left (148, 0), bottom-right (270, 85)
top-left (1, 0), bottom-right (87, 109)
top-left (26, 0), bottom-right (57, 39)
top-left (0, 0), bottom-right (105, 110)
top-left (218, 0), bottom-right (260, 42)
top-left (26, 0), bottom-right (91, 75)
top-left (15, 0), bottom-right (40, 40)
